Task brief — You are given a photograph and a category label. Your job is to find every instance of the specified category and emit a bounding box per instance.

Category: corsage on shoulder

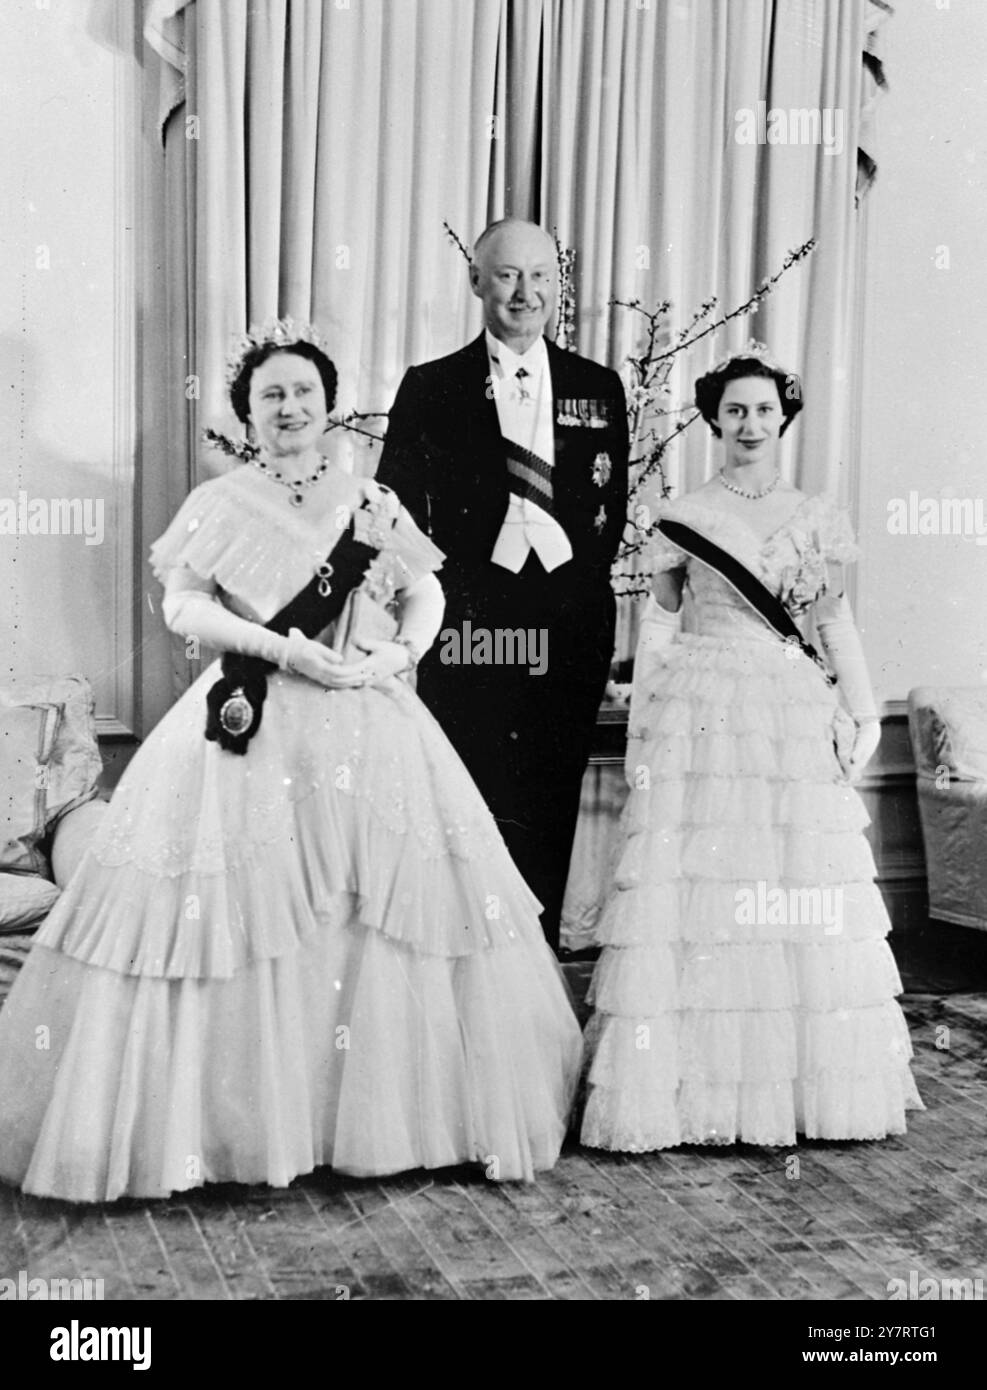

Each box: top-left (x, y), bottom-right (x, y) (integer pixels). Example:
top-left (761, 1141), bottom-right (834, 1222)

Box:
top-left (776, 534), bottom-right (828, 617)
top-left (778, 554), bottom-right (827, 616)
top-left (352, 485), bottom-right (397, 550)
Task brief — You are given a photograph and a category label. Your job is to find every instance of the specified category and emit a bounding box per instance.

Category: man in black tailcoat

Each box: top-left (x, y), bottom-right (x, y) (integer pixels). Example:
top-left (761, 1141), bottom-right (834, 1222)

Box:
top-left (377, 219), bottom-right (628, 950)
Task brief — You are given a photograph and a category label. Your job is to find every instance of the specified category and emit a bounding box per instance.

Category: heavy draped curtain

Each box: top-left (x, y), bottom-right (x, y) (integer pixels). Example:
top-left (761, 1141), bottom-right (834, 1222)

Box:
top-left (137, 0), bottom-right (884, 702)
top-left (128, 0), bottom-right (891, 945)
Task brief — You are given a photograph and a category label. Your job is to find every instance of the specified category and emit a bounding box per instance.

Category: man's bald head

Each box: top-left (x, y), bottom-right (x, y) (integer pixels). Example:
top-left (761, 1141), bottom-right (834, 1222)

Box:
top-left (472, 219), bottom-right (556, 269)
top-left (469, 220), bottom-right (558, 354)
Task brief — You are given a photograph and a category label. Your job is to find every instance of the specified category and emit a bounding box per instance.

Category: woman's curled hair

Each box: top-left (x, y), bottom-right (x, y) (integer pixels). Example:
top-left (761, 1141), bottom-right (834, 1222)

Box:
top-left (694, 355), bottom-right (804, 438)
top-left (229, 339), bottom-right (338, 424)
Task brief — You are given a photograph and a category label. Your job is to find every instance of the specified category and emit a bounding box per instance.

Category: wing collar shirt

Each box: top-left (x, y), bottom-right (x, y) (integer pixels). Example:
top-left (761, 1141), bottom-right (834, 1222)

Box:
top-left (485, 329), bottom-right (573, 573)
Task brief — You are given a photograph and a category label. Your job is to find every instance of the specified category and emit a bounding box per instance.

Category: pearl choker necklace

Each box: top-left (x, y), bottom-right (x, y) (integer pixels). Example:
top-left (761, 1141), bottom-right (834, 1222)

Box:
top-left (251, 454), bottom-right (330, 506)
top-left (718, 468), bottom-right (780, 500)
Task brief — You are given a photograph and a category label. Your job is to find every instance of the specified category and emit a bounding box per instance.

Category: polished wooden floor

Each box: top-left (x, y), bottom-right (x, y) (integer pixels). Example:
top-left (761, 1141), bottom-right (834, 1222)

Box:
top-left (2, 923), bottom-right (986, 1301)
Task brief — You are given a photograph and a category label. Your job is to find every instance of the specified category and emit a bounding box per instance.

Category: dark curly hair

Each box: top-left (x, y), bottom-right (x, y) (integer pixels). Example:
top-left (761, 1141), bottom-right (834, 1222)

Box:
top-left (229, 339), bottom-right (338, 425)
top-left (694, 355), bottom-right (804, 438)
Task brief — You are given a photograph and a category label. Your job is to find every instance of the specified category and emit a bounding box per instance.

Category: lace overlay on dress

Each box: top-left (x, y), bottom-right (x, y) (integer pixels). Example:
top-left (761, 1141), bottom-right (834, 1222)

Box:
top-left (581, 491), bottom-right (923, 1150)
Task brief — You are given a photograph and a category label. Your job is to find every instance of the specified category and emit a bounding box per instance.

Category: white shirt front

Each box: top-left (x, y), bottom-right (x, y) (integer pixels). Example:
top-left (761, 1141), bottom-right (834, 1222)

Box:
top-left (485, 330), bottom-right (573, 573)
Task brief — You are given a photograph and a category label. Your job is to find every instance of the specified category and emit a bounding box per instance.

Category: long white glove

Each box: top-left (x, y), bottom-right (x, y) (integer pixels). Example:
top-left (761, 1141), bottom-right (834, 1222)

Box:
top-left (815, 592), bottom-right (880, 780)
top-left (394, 573), bottom-right (445, 657)
top-left (625, 594), bottom-right (681, 786)
top-left (162, 583), bottom-right (343, 687)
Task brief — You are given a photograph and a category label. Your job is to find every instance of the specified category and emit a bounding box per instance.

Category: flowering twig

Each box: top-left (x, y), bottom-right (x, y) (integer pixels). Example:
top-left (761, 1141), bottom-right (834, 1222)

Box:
top-left (202, 427), bottom-right (258, 461)
top-left (634, 238), bottom-right (817, 369)
top-left (327, 410), bottom-right (389, 446)
top-left (552, 229), bottom-right (576, 352)
top-left (203, 410), bottom-right (389, 462)
top-left (443, 220), bottom-right (472, 264)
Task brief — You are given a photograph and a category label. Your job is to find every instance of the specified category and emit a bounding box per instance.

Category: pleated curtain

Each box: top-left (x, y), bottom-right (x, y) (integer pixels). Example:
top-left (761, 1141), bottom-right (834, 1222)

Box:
top-left (139, 0), bottom-right (878, 702)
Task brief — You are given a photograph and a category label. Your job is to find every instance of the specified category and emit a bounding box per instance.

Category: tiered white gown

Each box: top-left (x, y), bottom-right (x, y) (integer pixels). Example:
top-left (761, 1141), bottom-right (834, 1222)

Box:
top-left (0, 467), bottom-right (582, 1201)
top-left (581, 493), bottom-right (924, 1150)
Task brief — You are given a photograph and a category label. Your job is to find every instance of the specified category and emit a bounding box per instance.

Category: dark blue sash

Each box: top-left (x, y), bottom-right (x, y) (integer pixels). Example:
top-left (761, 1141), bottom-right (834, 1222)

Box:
top-left (657, 517), bottom-right (835, 686)
top-left (205, 507), bottom-right (382, 754)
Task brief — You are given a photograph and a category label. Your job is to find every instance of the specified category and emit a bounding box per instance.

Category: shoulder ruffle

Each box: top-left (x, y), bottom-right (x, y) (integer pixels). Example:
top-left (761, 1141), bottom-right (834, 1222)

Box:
top-left (362, 479), bottom-right (445, 593)
top-left (150, 470), bottom-right (446, 621)
top-left (149, 472), bottom-right (323, 620)
top-left (647, 500), bottom-right (691, 574)
top-left (800, 494), bottom-right (859, 565)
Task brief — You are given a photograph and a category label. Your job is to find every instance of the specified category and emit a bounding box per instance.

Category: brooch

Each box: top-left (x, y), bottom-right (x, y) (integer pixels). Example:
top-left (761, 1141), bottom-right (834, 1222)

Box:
top-left (593, 505), bottom-right (607, 534)
top-left (592, 452), bottom-right (612, 487)
top-left (315, 560), bottom-right (334, 598)
top-left (556, 398), bottom-right (611, 429)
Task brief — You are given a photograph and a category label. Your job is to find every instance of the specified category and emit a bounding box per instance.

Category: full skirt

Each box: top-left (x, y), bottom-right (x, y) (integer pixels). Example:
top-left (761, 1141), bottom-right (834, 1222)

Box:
top-left (580, 633), bottom-right (924, 1151)
top-left (0, 666), bottom-right (582, 1201)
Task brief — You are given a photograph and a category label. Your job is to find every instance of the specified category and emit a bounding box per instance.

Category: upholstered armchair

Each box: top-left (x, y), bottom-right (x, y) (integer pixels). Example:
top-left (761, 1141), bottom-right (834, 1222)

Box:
top-left (1, 675), bottom-right (108, 1004)
top-left (908, 685), bottom-right (987, 932)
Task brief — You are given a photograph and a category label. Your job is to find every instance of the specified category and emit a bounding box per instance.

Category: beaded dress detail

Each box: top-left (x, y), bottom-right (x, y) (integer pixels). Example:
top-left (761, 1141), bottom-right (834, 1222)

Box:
top-left (0, 467), bottom-right (582, 1200)
top-left (580, 493), bottom-right (923, 1151)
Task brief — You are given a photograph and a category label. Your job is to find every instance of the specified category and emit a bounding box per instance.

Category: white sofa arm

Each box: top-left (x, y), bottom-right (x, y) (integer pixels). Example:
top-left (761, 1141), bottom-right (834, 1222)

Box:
top-left (915, 776), bottom-right (987, 931)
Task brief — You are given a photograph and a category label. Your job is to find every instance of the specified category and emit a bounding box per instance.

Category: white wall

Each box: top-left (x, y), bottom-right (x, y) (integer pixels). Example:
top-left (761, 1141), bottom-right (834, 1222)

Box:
top-left (0, 0), bottom-right (135, 733)
top-left (859, 0), bottom-right (987, 707)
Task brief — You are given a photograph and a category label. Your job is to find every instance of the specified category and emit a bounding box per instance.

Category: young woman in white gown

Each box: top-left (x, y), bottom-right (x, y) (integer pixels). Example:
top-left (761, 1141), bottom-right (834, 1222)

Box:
top-left (0, 322), bottom-right (582, 1202)
top-left (581, 345), bottom-right (923, 1151)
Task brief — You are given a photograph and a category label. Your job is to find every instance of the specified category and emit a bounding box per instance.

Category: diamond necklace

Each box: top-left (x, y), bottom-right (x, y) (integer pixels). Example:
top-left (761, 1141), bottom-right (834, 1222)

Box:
top-left (250, 454), bottom-right (330, 507)
top-left (718, 467), bottom-right (780, 500)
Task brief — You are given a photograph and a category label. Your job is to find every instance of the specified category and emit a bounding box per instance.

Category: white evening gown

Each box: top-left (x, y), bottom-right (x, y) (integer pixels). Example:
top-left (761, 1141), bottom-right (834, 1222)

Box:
top-left (580, 493), bottom-right (924, 1150)
top-left (0, 467), bottom-right (582, 1201)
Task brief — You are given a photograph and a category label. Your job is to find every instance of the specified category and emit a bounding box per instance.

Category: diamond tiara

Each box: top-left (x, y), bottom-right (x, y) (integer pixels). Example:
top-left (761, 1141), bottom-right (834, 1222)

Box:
top-left (707, 338), bottom-right (790, 377)
top-left (224, 316), bottom-right (331, 388)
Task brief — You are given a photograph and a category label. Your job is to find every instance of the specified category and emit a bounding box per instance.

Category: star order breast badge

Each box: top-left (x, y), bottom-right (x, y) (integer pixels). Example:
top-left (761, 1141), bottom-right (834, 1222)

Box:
top-left (591, 451), bottom-right (612, 487)
top-left (593, 505), bottom-right (607, 534)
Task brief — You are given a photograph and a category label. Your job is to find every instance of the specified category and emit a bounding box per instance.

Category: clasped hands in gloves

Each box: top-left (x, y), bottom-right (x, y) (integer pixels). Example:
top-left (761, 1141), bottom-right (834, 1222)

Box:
top-left (286, 571), bottom-right (440, 690)
top-left (285, 630), bottom-right (410, 689)
top-left (163, 571), bottom-right (442, 696)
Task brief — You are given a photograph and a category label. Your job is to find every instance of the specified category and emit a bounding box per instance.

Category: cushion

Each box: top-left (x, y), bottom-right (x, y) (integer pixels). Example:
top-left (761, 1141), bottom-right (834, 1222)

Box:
top-left (929, 688), bottom-right (987, 782)
top-left (0, 676), bottom-right (102, 874)
top-left (0, 872), bottom-right (60, 933)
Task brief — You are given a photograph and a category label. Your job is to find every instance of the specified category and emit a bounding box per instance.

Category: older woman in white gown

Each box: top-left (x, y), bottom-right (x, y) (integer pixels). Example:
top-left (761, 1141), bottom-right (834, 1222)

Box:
top-left (0, 321), bottom-right (582, 1202)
